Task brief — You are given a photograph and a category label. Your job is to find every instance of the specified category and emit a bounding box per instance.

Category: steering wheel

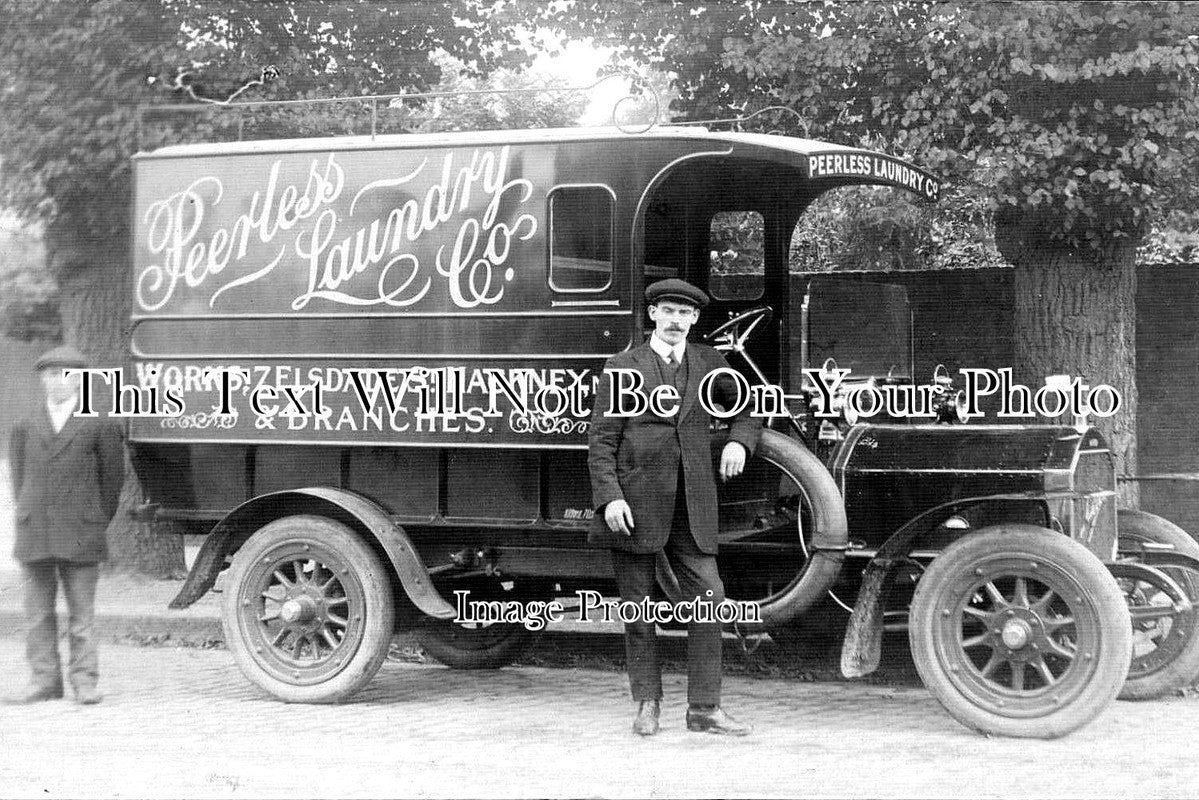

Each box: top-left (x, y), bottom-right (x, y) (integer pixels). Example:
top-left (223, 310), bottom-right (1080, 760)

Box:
top-left (701, 304), bottom-right (797, 434)
top-left (701, 305), bottom-right (774, 355)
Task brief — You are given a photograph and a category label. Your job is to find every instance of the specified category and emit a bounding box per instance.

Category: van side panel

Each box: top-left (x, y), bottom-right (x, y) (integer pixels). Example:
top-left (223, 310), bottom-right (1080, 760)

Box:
top-left (128, 138), bottom-right (652, 450)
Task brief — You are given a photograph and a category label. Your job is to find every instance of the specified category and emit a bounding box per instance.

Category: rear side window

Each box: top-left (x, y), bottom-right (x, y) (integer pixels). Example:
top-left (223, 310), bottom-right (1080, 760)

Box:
top-left (709, 210), bottom-right (764, 301)
top-left (549, 186), bottom-right (614, 292)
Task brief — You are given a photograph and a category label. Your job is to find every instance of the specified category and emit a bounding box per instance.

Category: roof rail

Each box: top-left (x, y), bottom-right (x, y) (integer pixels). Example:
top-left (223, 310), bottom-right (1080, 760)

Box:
top-left (136, 71), bottom-right (664, 147)
top-left (664, 105), bottom-right (807, 136)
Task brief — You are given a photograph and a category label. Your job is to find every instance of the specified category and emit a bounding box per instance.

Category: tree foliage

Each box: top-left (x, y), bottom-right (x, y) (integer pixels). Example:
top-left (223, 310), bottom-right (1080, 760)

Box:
top-left (0, 0), bottom-right (531, 249)
top-left (405, 50), bottom-right (589, 133)
top-left (535, 1), bottom-right (1199, 254)
top-left (790, 182), bottom-right (1005, 273)
top-left (1139, 152), bottom-right (1199, 264)
top-left (0, 220), bottom-right (57, 341)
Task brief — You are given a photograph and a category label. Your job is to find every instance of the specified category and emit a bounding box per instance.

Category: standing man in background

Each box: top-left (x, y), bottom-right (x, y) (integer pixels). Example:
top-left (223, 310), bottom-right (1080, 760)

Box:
top-left (4, 345), bottom-right (124, 705)
top-left (588, 278), bottom-right (762, 737)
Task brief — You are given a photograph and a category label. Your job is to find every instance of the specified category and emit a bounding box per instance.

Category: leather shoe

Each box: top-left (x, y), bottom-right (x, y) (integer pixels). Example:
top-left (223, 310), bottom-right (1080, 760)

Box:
top-left (632, 699), bottom-right (660, 736)
top-left (74, 686), bottom-right (103, 705)
top-left (686, 705), bottom-right (752, 736)
top-left (2, 685), bottom-right (64, 705)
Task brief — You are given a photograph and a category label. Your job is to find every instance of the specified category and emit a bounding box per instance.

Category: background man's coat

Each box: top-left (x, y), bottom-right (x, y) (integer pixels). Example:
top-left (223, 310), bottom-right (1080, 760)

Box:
top-left (588, 341), bottom-right (762, 554)
top-left (9, 410), bottom-right (124, 564)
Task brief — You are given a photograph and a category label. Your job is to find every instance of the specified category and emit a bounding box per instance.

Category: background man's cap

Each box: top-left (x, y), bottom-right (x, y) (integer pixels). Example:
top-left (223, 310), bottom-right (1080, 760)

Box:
top-left (34, 345), bottom-right (89, 371)
top-left (645, 278), bottom-right (709, 309)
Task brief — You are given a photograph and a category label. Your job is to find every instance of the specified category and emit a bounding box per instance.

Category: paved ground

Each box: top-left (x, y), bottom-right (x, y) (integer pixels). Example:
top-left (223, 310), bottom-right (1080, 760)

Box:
top-left (0, 637), bottom-right (1197, 799)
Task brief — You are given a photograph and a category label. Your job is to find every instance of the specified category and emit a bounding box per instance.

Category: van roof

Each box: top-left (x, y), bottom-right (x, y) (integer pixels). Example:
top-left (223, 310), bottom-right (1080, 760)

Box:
top-left (137, 124), bottom-right (941, 201)
top-left (139, 124), bottom-right (874, 160)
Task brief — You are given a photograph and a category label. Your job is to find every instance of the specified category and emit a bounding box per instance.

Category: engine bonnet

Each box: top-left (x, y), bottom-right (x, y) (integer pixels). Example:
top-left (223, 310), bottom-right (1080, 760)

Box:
top-left (831, 424), bottom-right (1110, 478)
top-left (830, 424), bottom-right (1117, 557)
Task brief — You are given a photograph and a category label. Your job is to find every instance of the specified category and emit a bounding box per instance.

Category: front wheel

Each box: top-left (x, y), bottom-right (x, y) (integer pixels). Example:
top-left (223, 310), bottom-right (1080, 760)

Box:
top-left (221, 515), bottom-right (395, 703)
top-left (909, 526), bottom-right (1131, 739)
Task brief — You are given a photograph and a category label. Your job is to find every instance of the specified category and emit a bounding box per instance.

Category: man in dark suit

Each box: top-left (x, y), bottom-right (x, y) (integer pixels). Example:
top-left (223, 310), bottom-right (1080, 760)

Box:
top-left (4, 345), bottom-right (124, 705)
top-left (588, 278), bottom-right (762, 736)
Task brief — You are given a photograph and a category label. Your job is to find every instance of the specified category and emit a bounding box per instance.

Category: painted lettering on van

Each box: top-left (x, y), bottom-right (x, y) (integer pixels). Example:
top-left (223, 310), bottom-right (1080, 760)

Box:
top-left (806, 152), bottom-right (941, 200)
top-left (293, 146), bottom-right (536, 310)
top-left (138, 154), bottom-right (344, 312)
top-left (136, 146), bottom-right (538, 313)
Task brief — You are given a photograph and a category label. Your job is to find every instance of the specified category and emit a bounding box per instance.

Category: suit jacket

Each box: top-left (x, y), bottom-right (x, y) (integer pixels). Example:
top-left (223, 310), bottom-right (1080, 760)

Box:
top-left (8, 407), bottom-right (125, 564)
top-left (587, 341), bottom-right (762, 555)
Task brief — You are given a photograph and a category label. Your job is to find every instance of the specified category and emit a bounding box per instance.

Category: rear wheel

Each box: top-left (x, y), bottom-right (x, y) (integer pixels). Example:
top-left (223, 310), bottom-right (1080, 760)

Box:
top-left (768, 594), bottom-right (851, 656)
top-left (416, 577), bottom-right (541, 669)
top-left (221, 515), bottom-right (395, 703)
top-left (1116, 510), bottom-right (1199, 700)
top-left (909, 526), bottom-right (1131, 738)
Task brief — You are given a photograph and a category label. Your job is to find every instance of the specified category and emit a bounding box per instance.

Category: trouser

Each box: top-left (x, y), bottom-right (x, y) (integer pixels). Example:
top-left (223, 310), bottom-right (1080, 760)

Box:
top-left (610, 491), bottom-right (725, 707)
top-left (22, 559), bottom-right (100, 692)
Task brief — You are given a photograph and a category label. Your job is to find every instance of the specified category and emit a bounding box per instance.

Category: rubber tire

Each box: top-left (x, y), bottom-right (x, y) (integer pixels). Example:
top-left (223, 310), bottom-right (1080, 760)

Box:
top-left (222, 515), bottom-right (395, 703)
top-left (416, 579), bottom-right (540, 670)
top-left (909, 526), bottom-right (1132, 739)
top-left (1116, 509), bottom-right (1199, 700)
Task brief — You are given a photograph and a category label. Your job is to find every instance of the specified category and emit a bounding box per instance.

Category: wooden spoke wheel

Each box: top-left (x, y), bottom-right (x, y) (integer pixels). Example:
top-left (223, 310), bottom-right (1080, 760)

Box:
top-left (222, 515), bottom-right (394, 703)
top-left (909, 526), bottom-right (1131, 738)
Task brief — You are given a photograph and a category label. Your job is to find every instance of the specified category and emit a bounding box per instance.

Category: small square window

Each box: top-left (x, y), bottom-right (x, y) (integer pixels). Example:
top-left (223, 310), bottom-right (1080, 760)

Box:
top-left (549, 186), bottom-right (614, 292)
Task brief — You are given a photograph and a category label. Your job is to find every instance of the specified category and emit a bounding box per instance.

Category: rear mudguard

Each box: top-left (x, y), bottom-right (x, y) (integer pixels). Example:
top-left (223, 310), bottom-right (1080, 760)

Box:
top-left (168, 488), bottom-right (455, 621)
top-left (1117, 546), bottom-right (1199, 576)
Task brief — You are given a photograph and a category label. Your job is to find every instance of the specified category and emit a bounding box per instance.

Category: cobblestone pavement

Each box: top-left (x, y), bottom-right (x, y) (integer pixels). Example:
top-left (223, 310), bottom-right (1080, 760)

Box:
top-left (0, 639), bottom-right (1197, 798)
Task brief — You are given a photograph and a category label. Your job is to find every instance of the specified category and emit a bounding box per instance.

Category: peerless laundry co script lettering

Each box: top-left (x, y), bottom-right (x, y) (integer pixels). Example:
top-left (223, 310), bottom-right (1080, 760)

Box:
top-left (137, 146), bottom-right (536, 313)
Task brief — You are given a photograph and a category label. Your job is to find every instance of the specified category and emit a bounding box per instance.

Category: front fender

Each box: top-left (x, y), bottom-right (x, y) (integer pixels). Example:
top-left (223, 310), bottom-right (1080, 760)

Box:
top-left (840, 500), bottom-right (1049, 679)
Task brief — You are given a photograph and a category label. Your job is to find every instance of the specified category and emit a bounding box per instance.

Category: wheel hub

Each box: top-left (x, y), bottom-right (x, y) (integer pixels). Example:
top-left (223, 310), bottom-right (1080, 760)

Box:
top-left (240, 547), bottom-right (364, 683)
top-left (989, 607), bottom-right (1049, 663)
top-left (947, 567), bottom-right (1093, 700)
top-left (1000, 618), bottom-right (1033, 649)
top-left (280, 596), bottom-right (318, 625)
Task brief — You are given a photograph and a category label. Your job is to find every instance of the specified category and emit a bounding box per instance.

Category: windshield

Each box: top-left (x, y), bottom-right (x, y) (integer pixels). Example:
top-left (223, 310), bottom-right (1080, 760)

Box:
top-left (803, 278), bottom-right (913, 381)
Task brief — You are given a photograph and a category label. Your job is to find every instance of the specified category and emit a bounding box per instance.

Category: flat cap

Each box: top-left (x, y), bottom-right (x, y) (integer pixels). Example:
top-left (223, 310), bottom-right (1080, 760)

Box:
top-left (34, 345), bottom-right (89, 371)
top-left (645, 278), bottom-right (709, 309)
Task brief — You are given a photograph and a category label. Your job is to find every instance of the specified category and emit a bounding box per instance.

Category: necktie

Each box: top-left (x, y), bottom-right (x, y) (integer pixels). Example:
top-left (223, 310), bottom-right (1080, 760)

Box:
top-left (665, 352), bottom-right (684, 395)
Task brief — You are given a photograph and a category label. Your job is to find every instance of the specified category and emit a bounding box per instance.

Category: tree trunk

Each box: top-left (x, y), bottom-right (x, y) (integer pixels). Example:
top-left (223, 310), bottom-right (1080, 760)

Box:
top-left (995, 221), bottom-right (1139, 507)
top-left (49, 223), bottom-right (186, 578)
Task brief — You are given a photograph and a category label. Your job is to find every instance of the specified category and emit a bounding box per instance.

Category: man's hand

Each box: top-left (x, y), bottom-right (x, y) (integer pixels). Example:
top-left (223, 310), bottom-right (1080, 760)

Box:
top-left (719, 441), bottom-right (748, 481)
top-left (604, 499), bottom-right (635, 536)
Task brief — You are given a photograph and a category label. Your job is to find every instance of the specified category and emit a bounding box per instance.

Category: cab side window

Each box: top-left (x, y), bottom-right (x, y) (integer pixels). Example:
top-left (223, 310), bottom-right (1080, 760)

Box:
top-left (709, 210), bottom-right (765, 301)
top-left (549, 186), bottom-right (614, 292)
